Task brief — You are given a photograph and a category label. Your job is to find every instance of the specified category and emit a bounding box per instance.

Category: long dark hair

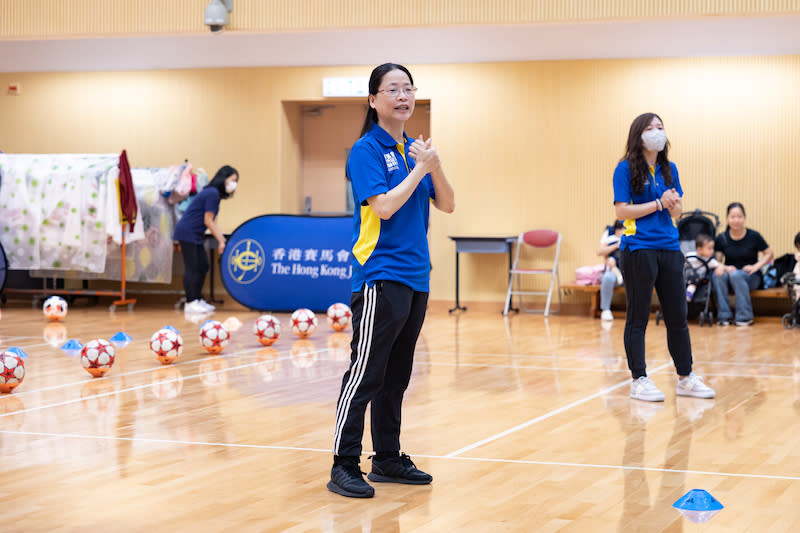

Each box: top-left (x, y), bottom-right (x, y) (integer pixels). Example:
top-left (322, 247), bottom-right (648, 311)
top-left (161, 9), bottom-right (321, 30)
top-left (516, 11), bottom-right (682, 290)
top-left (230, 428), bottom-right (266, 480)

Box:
top-left (359, 63), bottom-right (414, 138)
top-left (622, 112), bottom-right (673, 195)
top-left (205, 165), bottom-right (239, 199)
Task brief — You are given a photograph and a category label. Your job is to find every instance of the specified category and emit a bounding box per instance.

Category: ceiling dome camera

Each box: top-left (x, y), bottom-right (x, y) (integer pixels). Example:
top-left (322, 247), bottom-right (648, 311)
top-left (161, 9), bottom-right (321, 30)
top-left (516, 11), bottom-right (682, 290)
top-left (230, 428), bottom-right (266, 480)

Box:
top-left (204, 0), bottom-right (232, 33)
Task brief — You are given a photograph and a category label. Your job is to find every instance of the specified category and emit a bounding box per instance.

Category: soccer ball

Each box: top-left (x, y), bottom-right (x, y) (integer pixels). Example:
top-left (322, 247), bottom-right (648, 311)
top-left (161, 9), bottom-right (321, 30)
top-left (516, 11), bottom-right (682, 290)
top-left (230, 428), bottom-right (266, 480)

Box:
top-left (0, 351), bottom-right (25, 393)
top-left (43, 295), bottom-right (68, 321)
top-left (326, 303), bottom-right (352, 332)
top-left (150, 328), bottom-right (183, 365)
top-left (253, 314), bottom-right (281, 346)
top-left (199, 320), bottom-right (230, 354)
top-left (80, 339), bottom-right (115, 378)
top-left (291, 308), bottom-right (317, 338)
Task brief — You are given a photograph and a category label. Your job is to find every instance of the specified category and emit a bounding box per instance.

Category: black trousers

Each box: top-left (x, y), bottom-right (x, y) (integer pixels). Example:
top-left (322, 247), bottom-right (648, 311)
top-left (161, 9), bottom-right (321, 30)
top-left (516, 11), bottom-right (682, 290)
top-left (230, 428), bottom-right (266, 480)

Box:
top-left (333, 280), bottom-right (428, 458)
top-left (179, 241), bottom-right (208, 302)
top-left (620, 248), bottom-right (693, 379)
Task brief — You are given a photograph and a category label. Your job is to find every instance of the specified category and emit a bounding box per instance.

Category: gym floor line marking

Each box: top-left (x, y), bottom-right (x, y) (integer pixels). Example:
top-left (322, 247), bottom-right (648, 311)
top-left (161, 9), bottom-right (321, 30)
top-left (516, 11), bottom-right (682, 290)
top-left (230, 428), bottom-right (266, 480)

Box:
top-left (1, 429), bottom-right (797, 482)
top-left (0, 350), bottom-right (328, 418)
top-left (10, 345), bottom-right (282, 397)
top-left (444, 362), bottom-right (674, 458)
top-left (419, 350), bottom-right (798, 369)
top-left (420, 361), bottom-right (797, 380)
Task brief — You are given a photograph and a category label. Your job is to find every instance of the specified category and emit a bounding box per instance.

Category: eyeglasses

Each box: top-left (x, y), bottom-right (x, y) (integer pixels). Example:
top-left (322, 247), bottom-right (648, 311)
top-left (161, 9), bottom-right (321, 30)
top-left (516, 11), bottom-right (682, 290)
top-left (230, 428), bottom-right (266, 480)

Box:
top-left (377, 86), bottom-right (418, 97)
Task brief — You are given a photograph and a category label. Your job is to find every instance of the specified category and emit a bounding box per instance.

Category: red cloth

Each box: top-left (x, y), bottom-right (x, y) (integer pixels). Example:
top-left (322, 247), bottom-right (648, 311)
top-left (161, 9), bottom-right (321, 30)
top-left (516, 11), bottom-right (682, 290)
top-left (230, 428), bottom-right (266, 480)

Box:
top-left (118, 150), bottom-right (137, 231)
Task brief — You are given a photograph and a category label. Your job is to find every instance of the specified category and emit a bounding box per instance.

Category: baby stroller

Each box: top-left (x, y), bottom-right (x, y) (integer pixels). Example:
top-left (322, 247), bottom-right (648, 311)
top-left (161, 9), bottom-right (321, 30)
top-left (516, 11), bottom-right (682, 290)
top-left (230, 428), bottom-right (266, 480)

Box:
top-left (655, 209), bottom-right (720, 327)
top-left (782, 272), bottom-right (800, 329)
top-left (677, 209), bottom-right (720, 255)
top-left (684, 252), bottom-right (715, 326)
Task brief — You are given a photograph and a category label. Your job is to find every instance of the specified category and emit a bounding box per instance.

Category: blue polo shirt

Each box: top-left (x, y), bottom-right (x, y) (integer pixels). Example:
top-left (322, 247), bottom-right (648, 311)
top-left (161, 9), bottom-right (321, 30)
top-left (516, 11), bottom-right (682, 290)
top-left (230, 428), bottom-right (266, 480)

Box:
top-left (346, 123), bottom-right (436, 292)
top-left (173, 187), bottom-right (220, 244)
top-left (613, 159), bottom-right (682, 252)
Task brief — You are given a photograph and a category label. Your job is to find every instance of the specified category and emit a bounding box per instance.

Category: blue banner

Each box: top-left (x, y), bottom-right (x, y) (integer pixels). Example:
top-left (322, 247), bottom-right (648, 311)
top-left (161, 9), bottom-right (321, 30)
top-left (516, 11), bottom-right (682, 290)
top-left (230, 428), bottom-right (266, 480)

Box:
top-left (220, 214), bottom-right (352, 312)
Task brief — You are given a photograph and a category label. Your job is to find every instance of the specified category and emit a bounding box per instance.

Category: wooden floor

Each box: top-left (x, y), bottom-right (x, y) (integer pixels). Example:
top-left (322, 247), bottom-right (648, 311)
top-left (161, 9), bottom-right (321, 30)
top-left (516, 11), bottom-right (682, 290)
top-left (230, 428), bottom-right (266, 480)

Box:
top-left (0, 299), bottom-right (798, 532)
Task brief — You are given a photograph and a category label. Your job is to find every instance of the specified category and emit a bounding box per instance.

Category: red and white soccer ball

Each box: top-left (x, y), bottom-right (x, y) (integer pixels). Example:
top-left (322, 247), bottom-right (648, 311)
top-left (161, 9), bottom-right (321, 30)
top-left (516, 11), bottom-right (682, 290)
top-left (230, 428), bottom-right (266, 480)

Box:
top-left (199, 320), bottom-right (230, 354)
top-left (43, 295), bottom-right (68, 321)
top-left (253, 314), bottom-right (281, 346)
top-left (0, 351), bottom-right (25, 393)
top-left (326, 303), bottom-right (352, 332)
top-left (80, 339), bottom-right (115, 378)
top-left (291, 308), bottom-right (318, 338)
top-left (150, 328), bottom-right (183, 365)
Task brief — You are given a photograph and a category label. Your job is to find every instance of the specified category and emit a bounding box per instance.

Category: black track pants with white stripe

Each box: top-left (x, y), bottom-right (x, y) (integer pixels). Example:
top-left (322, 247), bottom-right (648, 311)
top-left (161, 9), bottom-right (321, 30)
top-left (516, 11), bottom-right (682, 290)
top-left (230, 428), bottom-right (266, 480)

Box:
top-left (333, 280), bottom-right (428, 458)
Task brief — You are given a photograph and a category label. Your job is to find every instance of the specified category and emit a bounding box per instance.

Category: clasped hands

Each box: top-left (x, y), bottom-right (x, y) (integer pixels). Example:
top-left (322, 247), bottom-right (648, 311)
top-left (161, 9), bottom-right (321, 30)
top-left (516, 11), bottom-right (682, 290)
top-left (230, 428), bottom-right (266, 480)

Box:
top-left (408, 135), bottom-right (440, 173)
top-left (659, 188), bottom-right (680, 210)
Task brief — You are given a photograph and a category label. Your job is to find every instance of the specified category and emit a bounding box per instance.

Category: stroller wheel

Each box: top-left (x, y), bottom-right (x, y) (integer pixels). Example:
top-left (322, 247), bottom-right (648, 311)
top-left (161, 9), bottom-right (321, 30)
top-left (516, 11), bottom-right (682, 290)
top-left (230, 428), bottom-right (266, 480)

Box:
top-left (655, 310), bottom-right (662, 325)
top-left (699, 311), bottom-right (708, 327)
top-left (784, 313), bottom-right (797, 330)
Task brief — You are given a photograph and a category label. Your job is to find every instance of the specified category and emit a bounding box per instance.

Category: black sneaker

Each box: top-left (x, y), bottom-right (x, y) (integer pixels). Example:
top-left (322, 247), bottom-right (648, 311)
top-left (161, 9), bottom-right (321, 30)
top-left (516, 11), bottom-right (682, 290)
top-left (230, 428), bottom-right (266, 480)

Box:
top-left (367, 453), bottom-right (432, 485)
top-left (327, 459), bottom-right (374, 498)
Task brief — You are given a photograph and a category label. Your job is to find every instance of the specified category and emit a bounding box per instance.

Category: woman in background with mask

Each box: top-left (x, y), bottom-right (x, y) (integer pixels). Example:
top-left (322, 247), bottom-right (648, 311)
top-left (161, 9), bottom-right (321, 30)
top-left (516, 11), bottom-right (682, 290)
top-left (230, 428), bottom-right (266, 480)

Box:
top-left (613, 113), bottom-right (715, 403)
top-left (174, 165), bottom-right (239, 314)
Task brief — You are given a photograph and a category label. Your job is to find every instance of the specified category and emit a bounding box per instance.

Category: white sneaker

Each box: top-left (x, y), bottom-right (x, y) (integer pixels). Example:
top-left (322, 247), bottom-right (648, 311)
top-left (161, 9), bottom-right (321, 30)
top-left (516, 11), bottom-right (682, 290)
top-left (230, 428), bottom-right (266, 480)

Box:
top-left (197, 299), bottom-right (216, 312)
top-left (677, 372), bottom-right (715, 399)
top-left (630, 376), bottom-right (665, 402)
top-left (184, 300), bottom-right (207, 314)
top-left (601, 310), bottom-right (614, 321)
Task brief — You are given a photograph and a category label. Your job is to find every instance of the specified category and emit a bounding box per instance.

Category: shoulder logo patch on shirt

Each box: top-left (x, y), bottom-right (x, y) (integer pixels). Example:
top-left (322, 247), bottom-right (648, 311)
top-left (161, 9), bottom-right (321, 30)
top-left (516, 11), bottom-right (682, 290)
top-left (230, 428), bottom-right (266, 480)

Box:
top-left (383, 151), bottom-right (399, 172)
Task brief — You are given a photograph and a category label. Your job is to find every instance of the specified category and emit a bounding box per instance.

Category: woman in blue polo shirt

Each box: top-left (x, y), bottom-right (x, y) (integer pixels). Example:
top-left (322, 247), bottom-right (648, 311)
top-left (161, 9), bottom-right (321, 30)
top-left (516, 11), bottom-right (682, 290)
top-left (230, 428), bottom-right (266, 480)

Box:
top-left (613, 113), bottom-right (714, 403)
top-left (328, 63), bottom-right (455, 499)
top-left (173, 165), bottom-right (238, 314)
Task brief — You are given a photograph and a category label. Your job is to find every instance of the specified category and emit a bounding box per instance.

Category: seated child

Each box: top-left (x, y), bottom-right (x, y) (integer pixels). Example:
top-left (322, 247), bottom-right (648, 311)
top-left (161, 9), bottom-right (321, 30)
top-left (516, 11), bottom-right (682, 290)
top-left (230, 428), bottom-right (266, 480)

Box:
top-left (599, 221), bottom-right (624, 285)
top-left (596, 221), bottom-right (625, 321)
top-left (685, 233), bottom-right (720, 302)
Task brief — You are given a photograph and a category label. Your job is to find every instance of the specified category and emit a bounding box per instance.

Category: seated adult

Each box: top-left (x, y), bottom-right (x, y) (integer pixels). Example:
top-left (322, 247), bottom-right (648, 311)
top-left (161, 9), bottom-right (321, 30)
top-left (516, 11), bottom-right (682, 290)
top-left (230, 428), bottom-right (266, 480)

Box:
top-left (712, 202), bottom-right (774, 326)
top-left (597, 221), bottom-right (625, 321)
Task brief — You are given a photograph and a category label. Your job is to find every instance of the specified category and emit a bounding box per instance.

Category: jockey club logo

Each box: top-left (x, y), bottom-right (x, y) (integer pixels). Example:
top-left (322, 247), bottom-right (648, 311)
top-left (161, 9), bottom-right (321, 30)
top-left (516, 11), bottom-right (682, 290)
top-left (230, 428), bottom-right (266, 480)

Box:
top-left (227, 239), bottom-right (265, 284)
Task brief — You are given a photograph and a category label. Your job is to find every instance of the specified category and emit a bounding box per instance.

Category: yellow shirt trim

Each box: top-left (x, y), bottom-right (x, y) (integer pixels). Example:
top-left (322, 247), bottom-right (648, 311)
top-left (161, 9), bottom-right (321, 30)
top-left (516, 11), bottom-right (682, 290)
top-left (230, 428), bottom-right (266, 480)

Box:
top-left (353, 205), bottom-right (381, 265)
top-left (623, 165), bottom-right (658, 235)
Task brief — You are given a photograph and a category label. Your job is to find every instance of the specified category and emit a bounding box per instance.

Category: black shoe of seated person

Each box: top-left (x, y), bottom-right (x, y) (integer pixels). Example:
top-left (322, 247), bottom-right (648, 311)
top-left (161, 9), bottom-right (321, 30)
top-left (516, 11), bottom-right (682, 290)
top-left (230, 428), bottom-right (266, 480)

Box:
top-left (367, 453), bottom-right (433, 485)
top-left (327, 457), bottom-right (374, 498)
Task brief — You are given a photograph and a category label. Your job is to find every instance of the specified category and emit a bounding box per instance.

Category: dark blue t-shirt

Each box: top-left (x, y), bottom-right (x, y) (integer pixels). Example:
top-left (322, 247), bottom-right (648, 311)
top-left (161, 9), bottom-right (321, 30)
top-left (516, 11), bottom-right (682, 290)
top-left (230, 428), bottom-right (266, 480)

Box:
top-left (173, 187), bottom-right (220, 244)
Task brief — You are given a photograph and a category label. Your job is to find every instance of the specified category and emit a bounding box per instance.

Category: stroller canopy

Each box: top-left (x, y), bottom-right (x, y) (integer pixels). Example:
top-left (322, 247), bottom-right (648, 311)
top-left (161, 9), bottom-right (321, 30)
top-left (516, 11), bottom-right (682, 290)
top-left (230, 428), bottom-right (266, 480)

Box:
top-left (677, 209), bottom-right (720, 253)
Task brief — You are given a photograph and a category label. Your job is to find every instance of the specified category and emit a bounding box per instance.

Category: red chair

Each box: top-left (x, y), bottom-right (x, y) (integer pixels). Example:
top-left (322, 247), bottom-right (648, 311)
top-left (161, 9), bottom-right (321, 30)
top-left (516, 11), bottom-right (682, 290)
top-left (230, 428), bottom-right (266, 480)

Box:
top-left (503, 230), bottom-right (562, 316)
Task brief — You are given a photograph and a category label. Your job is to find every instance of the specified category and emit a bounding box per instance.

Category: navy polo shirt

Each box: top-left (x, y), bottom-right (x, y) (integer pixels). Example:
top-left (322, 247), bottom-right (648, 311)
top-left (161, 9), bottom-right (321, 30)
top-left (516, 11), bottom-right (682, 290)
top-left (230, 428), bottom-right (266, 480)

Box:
top-left (173, 187), bottom-right (220, 244)
top-left (613, 159), bottom-right (682, 252)
top-left (346, 123), bottom-right (436, 292)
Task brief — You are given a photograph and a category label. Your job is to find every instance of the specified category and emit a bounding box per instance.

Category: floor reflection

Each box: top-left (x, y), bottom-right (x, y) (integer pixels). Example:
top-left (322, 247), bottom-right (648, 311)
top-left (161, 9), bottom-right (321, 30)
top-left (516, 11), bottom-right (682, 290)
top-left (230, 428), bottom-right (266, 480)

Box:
top-left (606, 395), bottom-right (710, 531)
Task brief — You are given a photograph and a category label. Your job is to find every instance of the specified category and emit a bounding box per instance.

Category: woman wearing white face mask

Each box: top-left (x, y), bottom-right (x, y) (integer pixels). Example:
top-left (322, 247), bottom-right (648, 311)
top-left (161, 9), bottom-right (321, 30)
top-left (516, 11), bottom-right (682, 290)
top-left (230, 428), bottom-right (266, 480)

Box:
top-left (613, 113), bottom-right (715, 403)
top-left (174, 165), bottom-right (239, 314)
